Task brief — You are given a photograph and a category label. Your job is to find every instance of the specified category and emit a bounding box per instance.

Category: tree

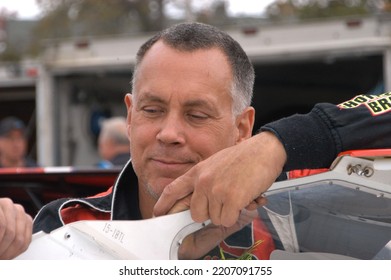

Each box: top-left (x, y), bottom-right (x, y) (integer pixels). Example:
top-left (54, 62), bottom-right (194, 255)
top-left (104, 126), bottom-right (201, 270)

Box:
top-left (33, 0), bottom-right (162, 39)
top-left (28, 0), bottom-right (231, 57)
top-left (265, 0), bottom-right (391, 21)
top-left (0, 9), bottom-right (33, 62)
top-left (28, 0), bottom-right (167, 56)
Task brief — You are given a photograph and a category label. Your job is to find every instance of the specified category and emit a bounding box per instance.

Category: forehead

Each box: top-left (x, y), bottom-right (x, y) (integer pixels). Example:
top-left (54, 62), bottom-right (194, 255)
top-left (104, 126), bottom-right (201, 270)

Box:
top-left (0, 129), bottom-right (25, 138)
top-left (134, 41), bottom-right (232, 106)
top-left (134, 41), bottom-right (233, 92)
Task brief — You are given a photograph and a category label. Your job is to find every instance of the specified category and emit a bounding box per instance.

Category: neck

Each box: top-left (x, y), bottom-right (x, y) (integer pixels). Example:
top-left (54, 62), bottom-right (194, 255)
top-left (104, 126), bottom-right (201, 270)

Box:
top-left (138, 184), bottom-right (158, 219)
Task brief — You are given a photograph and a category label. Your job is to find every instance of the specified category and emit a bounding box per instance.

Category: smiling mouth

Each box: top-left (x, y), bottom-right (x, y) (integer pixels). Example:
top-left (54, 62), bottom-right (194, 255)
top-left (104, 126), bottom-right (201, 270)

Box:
top-left (149, 154), bottom-right (199, 169)
top-left (151, 158), bottom-right (193, 165)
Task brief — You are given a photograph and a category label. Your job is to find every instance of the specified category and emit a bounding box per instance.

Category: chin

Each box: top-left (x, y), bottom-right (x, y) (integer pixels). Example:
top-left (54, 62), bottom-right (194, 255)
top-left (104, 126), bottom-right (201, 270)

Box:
top-left (149, 177), bottom-right (176, 197)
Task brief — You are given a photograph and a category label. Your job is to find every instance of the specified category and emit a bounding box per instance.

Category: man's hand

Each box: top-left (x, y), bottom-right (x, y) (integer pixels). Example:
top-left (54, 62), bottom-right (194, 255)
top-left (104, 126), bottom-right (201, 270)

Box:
top-left (0, 198), bottom-right (33, 259)
top-left (154, 131), bottom-right (287, 227)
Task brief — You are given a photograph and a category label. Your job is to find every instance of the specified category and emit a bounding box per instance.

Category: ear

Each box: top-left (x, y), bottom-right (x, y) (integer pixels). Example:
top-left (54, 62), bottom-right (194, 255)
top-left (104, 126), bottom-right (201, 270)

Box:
top-left (235, 106), bottom-right (255, 144)
top-left (124, 93), bottom-right (133, 134)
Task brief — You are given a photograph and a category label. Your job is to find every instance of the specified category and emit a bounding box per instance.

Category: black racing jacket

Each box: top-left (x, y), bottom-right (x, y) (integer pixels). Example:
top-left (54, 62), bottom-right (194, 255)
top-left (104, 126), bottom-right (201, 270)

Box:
top-left (261, 92), bottom-right (391, 171)
top-left (33, 161), bottom-right (141, 234)
top-left (33, 161), bottom-right (274, 260)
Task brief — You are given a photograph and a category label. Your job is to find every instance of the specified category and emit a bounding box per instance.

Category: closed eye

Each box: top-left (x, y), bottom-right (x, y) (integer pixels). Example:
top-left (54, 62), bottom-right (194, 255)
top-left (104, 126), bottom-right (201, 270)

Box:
top-left (187, 111), bottom-right (209, 122)
top-left (142, 106), bottom-right (164, 117)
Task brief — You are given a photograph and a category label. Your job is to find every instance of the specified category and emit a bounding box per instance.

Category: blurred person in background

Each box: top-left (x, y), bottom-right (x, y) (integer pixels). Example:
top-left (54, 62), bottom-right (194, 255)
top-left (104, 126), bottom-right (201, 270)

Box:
top-left (0, 117), bottom-right (38, 168)
top-left (97, 117), bottom-right (130, 168)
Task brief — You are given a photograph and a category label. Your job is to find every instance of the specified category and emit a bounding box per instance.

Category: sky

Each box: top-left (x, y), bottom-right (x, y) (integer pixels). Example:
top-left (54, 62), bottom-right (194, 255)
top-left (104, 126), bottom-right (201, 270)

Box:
top-left (0, 0), bottom-right (41, 18)
top-left (0, 0), bottom-right (274, 19)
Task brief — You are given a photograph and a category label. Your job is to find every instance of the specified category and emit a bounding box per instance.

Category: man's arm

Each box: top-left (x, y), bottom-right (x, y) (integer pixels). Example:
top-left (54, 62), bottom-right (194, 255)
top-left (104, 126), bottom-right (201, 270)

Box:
top-left (154, 94), bottom-right (391, 227)
top-left (262, 98), bottom-right (391, 171)
top-left (0, 198), bottom-right (32, 259)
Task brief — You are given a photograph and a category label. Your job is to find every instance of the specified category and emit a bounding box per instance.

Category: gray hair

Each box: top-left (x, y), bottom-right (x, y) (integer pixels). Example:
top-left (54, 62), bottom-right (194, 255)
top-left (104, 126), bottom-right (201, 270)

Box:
top-left (99, 117), bottom-right (129, 145)
top-left (131, 22), bottom-right (254, 116)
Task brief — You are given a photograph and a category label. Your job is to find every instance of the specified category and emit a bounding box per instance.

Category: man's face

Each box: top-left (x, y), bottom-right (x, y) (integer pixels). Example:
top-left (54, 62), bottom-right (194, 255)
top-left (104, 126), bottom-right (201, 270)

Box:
top-left (126, 41), bottom-right (253, 199)
top-left (0, 130), bottom-right (27, 164)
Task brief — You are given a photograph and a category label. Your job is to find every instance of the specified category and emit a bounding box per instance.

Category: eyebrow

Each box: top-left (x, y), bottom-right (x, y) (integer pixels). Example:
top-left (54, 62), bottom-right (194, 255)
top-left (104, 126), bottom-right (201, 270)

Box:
top-left (182, 99), bottom-right (216, 112)
top-left (137, 92), bottom-right (216, 111)
top-left (136, 92), bottom-right (166, 105)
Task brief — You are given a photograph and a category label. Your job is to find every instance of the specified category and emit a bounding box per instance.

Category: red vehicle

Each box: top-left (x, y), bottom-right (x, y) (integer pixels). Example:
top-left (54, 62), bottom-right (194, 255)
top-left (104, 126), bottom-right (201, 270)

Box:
top-left (0, 166), bottom-right (121, 216)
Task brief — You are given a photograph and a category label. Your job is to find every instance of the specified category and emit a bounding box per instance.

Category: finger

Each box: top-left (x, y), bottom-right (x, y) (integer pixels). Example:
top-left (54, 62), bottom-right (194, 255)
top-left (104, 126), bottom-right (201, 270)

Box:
top-left (245, 201), bottom-right (259, 211)
top-left (167, 195), bottom-right (191, 215)
top-left (1, 205), bottom-right (32, 260)
top-left (218, 190), bottom-right (251, 228)
top-left (0, 205), bottom-right (6, 243)
top-left (254, 196), bottom-right (268, 206)
top-left (220, 203), bottom-right (241, 228)
top-left (23, 213), bottom-right (33, 251)
top-left (16, 205), bottom-right (32, 253)
top-left (207, 194), bottom-right (223, 226)
top-left (189, 186), bottom-right (210, 223)
top-left (245, 196), bottom-right (268, 211)
top-left (0, 199), bottom-right (17, 258)
top-left (154, 174), bottom-right (195, 216)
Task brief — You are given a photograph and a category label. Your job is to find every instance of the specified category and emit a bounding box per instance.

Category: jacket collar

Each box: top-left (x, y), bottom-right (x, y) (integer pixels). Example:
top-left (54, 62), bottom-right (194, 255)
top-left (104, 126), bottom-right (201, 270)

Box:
top-left (111, 160), bottom-right (142, 221)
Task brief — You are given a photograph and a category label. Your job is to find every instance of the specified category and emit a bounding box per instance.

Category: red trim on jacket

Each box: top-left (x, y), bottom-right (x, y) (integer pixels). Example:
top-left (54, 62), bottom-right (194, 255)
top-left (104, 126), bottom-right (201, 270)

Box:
top-left (61, 187), bottom-right (113, 224)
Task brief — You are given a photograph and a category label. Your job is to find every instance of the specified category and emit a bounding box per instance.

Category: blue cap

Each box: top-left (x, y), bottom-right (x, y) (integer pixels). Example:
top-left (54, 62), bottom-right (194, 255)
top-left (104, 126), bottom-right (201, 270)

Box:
top-left (0, 117), bottom-right (26, 136)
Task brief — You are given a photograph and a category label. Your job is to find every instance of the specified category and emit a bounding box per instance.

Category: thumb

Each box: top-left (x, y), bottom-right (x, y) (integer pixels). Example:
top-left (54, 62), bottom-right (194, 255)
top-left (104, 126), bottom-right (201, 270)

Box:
top-left (167, 195), bottom-right (191, 215)
top-left (153, 174), bottom-right (195, 217)
top-left (245, 196), bottom-right (268, 211)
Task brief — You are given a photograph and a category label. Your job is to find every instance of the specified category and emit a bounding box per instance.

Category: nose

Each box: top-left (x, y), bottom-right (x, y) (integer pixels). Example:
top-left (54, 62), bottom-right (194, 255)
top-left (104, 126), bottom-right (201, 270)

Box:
top-left (156, 113), bottom-right (185, 145)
